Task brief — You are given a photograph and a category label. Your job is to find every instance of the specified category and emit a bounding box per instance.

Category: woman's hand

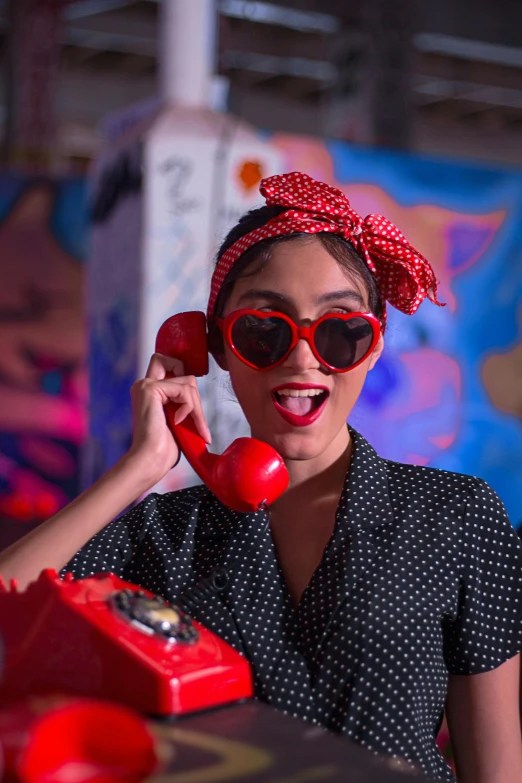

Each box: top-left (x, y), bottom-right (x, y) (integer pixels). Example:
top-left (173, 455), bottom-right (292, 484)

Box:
top-left (126, 353), bottom-right (212, 485)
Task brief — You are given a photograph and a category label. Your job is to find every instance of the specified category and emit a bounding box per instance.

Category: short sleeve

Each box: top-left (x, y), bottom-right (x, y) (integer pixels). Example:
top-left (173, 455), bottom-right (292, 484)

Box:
top-left (444, 478), bottom-right (522, 674)
top-left (60, 495), bottom-right (155, 580)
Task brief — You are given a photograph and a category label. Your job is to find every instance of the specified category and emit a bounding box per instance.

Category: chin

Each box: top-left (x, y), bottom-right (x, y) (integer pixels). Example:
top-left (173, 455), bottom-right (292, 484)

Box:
top-left (260, 428), bottom-right (332, 462)
top-left (274, 442), bottom-right (319, 462)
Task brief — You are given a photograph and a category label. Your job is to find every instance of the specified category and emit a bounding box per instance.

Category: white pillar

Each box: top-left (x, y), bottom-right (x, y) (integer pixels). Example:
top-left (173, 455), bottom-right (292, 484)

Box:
top-left (159, 0), bottom-right (216, 108)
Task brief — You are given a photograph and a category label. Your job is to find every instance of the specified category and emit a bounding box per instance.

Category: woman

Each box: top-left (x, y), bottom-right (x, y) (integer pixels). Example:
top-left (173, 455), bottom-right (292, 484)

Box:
top-left (1, 172), bottom-right (521, 782)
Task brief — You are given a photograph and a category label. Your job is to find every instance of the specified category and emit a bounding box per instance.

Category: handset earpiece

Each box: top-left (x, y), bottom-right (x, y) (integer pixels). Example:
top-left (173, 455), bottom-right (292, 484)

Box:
top-left (156, 313), bottom-right (289, 512)
top-left (156, 311), bottom-right (209, 377)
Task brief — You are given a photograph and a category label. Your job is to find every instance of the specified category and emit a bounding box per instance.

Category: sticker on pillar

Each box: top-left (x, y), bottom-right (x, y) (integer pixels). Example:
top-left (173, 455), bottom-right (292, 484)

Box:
top-left (237, 161), bottom-right (264, 192)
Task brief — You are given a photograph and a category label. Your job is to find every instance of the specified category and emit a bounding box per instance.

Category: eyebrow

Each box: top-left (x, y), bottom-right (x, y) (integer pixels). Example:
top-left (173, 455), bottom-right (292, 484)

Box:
top-left (236, 288), bottom-right (367, 310)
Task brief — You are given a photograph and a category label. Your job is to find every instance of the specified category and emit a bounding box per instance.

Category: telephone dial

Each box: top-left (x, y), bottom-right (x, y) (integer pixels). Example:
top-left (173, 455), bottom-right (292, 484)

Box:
top-left (155, 311), bottom-right (289, 512)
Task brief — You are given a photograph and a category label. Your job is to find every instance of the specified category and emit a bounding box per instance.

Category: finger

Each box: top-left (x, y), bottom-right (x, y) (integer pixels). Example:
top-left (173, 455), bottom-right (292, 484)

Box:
top-left (174, 385), bottom-right (212, 443)
top-left (145, 353), bottom-right (185, 380)
top-left (173, 400), bottom-right (193, 425)
top-left (171, 359), bottom-right (187, 378)
top-left (152, 377), bottom-right (199, 400)
top-left (187, 385), bottom-right (212, 444)
top-left (170, 386), bottom-right (211, 444)
top-left (158, 382), bottom-right (211, 444)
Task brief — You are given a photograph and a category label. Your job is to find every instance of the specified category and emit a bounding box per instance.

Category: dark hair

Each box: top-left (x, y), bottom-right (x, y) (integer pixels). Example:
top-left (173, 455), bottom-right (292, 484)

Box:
top-left (209, 205), bottom-right (386, 354)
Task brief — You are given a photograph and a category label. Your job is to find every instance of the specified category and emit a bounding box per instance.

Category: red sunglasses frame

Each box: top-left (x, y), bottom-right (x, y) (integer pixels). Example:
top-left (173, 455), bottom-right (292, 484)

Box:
top-left (217, 309), bottom-right (381, 373)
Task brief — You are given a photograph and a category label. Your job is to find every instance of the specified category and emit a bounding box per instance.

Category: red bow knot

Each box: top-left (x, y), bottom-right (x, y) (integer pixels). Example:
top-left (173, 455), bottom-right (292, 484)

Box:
top-left (207, 172), bottom-right (444, 321)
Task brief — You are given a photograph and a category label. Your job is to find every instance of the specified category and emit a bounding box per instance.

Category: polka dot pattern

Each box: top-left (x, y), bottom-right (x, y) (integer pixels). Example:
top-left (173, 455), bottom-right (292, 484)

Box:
top-left (207, 172), bottom-right (444, 321)
top-left (63, 429), bottom-right (522, 782)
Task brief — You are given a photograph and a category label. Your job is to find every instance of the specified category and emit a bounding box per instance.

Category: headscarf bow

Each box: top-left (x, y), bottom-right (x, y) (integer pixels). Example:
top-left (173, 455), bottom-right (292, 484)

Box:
top-left (208, 171), bottom-right (444, 321)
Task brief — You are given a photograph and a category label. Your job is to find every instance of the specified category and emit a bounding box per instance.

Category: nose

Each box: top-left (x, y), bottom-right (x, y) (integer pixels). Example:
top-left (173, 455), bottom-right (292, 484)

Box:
top-left (282, 336), bottom-right (320, 372)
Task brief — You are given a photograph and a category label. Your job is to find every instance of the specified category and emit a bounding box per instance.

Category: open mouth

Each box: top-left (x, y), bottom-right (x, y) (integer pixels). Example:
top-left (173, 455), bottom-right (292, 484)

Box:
top-left (272, 386), bottom-right (329, 427)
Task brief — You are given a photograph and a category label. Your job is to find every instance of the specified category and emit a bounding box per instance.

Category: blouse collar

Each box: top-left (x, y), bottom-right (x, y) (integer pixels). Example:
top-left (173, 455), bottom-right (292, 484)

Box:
top-left (335, 426), bottom-right (395, 535)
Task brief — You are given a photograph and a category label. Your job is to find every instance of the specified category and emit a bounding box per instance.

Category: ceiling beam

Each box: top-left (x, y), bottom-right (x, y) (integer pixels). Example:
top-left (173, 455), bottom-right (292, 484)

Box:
top-left (415, 33), bottom-right (522, 70)
top-left (217, 0), bottom-right (340, 33)
top-left (65, 0), bottom-right (137, 20)
top-left (414, 76), bottom-right (522, 110)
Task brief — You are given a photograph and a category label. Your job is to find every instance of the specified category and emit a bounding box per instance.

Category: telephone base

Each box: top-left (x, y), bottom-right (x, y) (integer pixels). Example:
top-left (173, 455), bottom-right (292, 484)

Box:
top-left (0, 569), bottom-right (253, 716)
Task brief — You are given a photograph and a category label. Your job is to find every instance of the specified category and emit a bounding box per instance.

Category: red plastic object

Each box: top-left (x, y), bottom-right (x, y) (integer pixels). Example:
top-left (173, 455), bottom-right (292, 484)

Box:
top-left (156, 311), bottom-right (209, 377)
top-left (165, 419), bottom-right (289, 513)
top-left (0, 698), bottom-right (157, 783)
top-left (0, 570), bottom-right (253, 716)
top-left (156, 312), bottom-right (289, 512)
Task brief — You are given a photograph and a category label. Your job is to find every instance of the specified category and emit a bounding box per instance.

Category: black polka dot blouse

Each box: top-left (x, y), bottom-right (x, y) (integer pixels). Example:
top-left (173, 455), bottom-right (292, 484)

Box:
top-left (64, 428), bottom-right (522, 781)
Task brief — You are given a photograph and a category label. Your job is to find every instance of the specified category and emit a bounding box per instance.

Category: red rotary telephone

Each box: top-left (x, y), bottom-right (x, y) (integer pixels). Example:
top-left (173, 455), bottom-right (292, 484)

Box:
top-left (0, 570), bottom-right (252, 716)
top-left (156, 312), bottom-right (289, 513)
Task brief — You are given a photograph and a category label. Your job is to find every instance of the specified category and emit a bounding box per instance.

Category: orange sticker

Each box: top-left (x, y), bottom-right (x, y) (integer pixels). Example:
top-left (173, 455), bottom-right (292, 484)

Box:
top-left (238, 161), bottom-right (263, 192)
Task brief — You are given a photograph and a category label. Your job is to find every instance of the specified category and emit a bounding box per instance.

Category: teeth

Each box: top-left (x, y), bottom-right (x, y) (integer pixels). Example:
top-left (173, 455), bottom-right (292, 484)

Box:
top-left (276, 388), bottom-right (325, 397)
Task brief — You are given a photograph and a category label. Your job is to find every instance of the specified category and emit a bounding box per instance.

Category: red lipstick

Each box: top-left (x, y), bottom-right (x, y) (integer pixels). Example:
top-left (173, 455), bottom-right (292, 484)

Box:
top-left (271, 383), bottom-right (329, 428)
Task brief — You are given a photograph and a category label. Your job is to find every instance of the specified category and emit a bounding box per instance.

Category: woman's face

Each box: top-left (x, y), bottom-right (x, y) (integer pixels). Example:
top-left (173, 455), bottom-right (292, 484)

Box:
top-left (221, 237), bottom-right (384, 462)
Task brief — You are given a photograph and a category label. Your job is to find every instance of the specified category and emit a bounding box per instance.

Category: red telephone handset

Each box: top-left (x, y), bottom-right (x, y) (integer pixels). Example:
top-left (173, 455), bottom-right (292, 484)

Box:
top-left (155, 312), bottom-right (289, 512)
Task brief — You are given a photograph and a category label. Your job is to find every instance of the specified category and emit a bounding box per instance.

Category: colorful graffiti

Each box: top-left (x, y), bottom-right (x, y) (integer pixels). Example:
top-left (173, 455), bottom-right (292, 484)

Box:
top-left (0, 176), bottom-right (88, 550)
top-left (272, 135), bottom-right (522, 524)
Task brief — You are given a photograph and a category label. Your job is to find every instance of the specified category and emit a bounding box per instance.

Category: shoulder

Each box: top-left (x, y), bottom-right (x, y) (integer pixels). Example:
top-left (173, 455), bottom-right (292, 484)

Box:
top-left (384, 459), bottom-right (480, 496)
top-left (129, 482), bottom-right (236, 538)
top-left (121, 483), bottom-right (211, 535)
top-left (140, 483), bottom-right (208, 514)
top-left (135, 483), bottom-right (218, 522)
top-left (351, 427), bottom-right (485, 516)
top-left (383, 459), bottom-right (511, 534)
top-left (376, 461), bottom-right (520, 588)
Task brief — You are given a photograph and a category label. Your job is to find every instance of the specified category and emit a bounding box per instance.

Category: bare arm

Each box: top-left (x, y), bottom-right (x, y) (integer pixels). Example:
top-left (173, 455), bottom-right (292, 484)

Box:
top-left (0, 453), bottom-right (154, 588)
top-left (446, 654), bottom-right (522, 783)
top-left (0, 353), bottom-right (210, 590)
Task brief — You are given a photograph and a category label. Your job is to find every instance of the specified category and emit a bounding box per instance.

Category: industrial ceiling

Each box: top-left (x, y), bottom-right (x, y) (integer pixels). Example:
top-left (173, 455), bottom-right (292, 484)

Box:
top-left (4, 0), bottom-right (522, 167)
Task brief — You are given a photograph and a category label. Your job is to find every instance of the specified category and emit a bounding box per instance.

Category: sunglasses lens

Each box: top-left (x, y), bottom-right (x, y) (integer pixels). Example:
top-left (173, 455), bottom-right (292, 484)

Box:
top-left (315, 317), bottom-right (375, 369)
top-left (231, 314), bottom-right (293, 368)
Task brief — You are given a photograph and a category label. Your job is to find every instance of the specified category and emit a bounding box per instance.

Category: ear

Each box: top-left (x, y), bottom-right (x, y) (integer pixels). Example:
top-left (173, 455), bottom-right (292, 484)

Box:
top-left (368, 333), bottom-right (384, 371)
top-left (207, 327), bottom-right (228, 371)
top-left (213, 351), bottom-right (228, 371)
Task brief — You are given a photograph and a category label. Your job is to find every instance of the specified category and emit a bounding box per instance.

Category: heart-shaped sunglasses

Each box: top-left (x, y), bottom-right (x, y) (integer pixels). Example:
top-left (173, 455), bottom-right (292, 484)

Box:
top-left (217, 310), bottom-right (381, 373)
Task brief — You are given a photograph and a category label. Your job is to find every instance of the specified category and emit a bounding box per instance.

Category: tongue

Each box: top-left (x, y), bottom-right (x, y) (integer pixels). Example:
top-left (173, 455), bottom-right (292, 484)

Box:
top-left (278, 395), bottom-right (314, 416)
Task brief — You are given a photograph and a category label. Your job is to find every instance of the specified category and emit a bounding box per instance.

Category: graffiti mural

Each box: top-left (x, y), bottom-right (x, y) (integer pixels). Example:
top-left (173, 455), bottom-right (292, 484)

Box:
top-left (272, 135), bottom-right (522, 524)
top-left (0, 176), bottom-right (88, 550)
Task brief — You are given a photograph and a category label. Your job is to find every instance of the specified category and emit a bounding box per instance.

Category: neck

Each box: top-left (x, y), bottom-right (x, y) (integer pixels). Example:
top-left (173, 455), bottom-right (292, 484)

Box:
top-left (272, 425), bottom-right (352, 513)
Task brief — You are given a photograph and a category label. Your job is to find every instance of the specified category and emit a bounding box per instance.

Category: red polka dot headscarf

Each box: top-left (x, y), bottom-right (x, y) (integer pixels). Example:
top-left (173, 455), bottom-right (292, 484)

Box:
top-left (207, 171), bottom-right (444, 322)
